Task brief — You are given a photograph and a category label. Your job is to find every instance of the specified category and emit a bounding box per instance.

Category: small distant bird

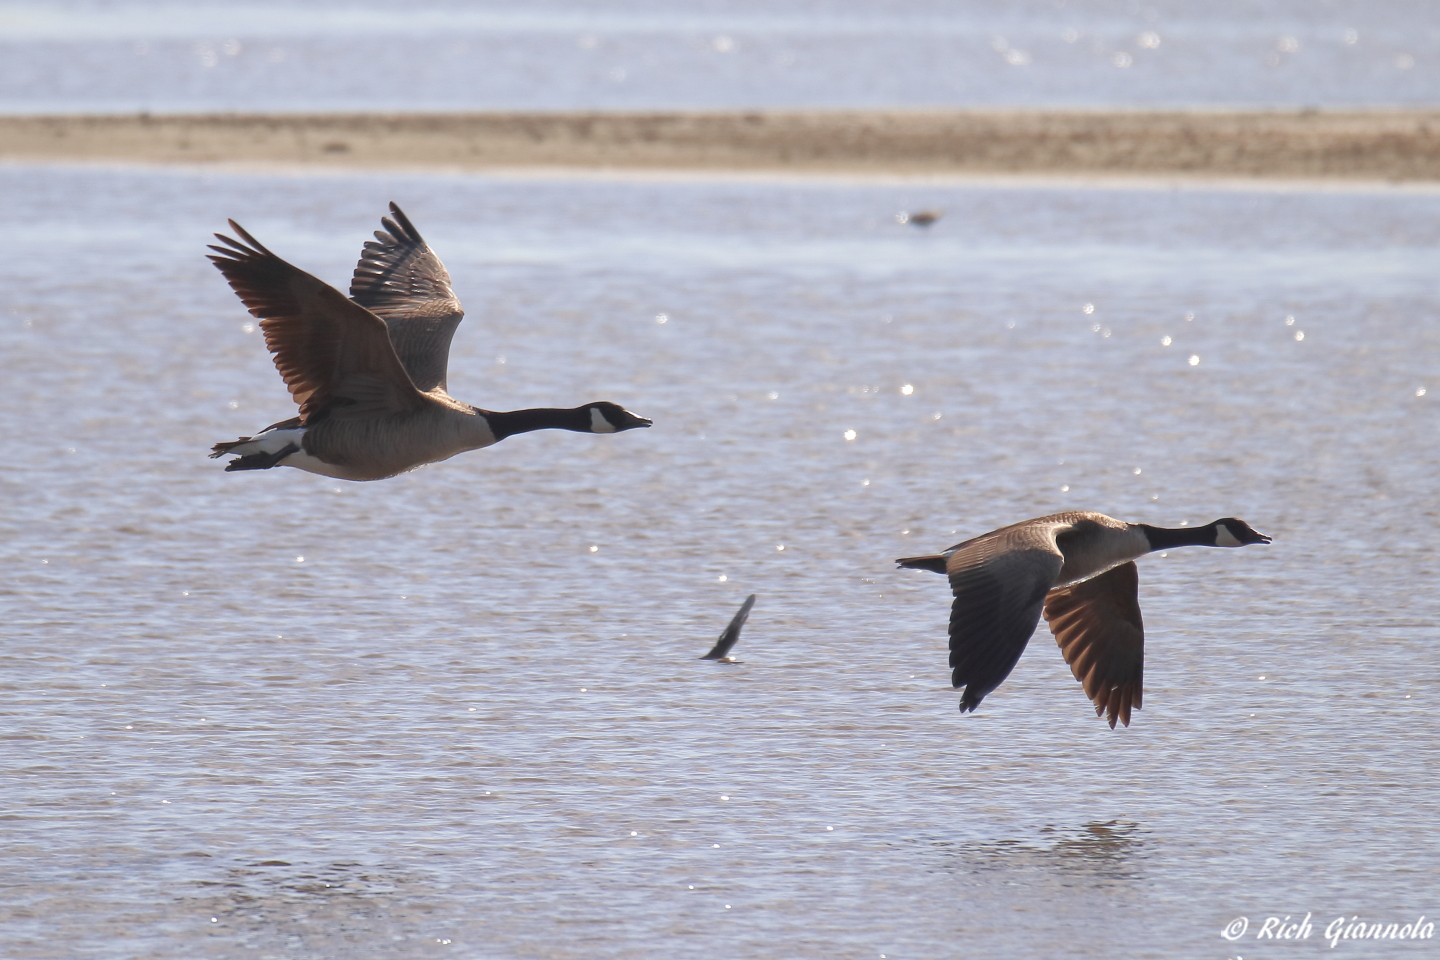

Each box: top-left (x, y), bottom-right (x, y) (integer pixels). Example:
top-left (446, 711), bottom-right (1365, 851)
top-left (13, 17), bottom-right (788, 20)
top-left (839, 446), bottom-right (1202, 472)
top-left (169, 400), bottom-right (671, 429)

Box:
top-left (897, 512), bottom-right (1271, 727)
top-left (701, 595), bottom-right (757, 663)
top-left (207, 203), bottom-right (650, 481)
top-left (896, 210), bottom-right (943, 227)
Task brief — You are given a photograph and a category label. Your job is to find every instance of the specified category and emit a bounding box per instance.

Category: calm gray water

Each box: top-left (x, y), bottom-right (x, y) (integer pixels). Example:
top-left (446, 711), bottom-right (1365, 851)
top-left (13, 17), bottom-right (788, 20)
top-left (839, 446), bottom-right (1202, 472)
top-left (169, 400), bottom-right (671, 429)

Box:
top-left (2, 163), bottom-right (1438, 958)
top-left (0, 0), bottom-right (1437, 113)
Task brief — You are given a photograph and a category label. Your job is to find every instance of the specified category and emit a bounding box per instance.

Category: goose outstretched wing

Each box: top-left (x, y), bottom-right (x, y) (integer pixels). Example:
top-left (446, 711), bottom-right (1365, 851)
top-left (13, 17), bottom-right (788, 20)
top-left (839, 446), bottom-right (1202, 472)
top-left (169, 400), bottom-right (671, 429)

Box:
top-left (208, 222), bottom-right (425, 423)
top-left (349, 202), bottom-right (466, 394)
top-left (945, 525), bottom-right (1066, 712)
top-left (1043, 561), bottom-right (1145, 728)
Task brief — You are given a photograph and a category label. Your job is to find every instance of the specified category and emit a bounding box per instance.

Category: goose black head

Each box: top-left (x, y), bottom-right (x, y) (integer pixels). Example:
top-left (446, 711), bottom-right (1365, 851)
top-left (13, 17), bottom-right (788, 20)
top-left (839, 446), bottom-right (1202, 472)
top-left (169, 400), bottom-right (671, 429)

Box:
top-left (588, 402), bottom-right (652, 434)
top-left (1212, 518), bottom-right (1272, 547)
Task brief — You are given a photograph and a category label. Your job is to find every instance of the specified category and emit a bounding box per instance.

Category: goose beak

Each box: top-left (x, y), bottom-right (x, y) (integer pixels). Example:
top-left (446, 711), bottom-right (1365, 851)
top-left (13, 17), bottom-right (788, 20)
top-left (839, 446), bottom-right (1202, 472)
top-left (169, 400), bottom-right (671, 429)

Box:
top-left (611, 408), bottom-right (651, 431)
top-left (1243, 525), bottom-right (1273, 545)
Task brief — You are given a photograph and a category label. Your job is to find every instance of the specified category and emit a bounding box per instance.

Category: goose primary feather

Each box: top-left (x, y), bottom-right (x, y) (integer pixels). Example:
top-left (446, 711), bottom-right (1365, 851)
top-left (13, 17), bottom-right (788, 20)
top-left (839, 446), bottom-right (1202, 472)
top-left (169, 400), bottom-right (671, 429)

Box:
top-left (207, 203), bottom-right (651, 481)
top-left (701, 595), bottom-right (757, 663)
top-left (897, 511), bottom-right (1270, 727)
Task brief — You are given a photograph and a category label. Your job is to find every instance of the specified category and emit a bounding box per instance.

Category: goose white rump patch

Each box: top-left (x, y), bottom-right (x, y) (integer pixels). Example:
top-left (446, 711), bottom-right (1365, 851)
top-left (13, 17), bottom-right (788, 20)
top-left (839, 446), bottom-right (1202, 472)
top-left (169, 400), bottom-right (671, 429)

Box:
top-left (231, 425), bottom-right (305, 457)
top-left (222, 426), bottom-right (355, 479)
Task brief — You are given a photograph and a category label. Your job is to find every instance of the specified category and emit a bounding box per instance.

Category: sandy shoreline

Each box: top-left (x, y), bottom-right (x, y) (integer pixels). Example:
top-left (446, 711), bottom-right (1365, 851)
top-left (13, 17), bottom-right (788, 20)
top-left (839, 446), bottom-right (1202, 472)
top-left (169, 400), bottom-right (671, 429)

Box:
top-left (3, 110), bottom-right (1439, 180)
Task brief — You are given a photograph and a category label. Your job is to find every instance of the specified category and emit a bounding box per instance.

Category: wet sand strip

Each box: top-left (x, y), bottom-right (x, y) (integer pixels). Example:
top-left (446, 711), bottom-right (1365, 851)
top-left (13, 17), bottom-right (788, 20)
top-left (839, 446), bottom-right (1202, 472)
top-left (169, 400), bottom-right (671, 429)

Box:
top-left (3, 110), bottom-right (1439, 180)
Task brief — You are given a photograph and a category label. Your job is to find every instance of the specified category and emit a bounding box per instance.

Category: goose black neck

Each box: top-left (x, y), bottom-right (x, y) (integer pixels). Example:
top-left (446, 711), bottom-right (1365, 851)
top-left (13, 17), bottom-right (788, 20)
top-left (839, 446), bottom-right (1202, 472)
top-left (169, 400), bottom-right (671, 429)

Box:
top-left (1139, 523), bottom-right (1216, 551)
top-left (486, 406), bottom-right (591, 440)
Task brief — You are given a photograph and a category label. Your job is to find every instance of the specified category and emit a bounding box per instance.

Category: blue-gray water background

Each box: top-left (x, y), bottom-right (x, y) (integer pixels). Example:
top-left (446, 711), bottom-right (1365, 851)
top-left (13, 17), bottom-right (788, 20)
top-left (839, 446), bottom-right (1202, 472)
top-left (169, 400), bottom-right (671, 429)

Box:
top-left (3, 2), bottom-right (1440, 959)
top-left (0, 0), bottom-right (1437, 113)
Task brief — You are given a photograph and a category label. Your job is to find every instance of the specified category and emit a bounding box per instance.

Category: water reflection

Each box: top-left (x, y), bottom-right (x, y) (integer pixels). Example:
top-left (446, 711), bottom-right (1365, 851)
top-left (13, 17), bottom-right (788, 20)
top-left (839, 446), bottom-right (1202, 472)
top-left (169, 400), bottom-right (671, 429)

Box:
top-left (187, 859), bottom-right (438, 953)
top-left (929, 820), bottom-right (1146, 884)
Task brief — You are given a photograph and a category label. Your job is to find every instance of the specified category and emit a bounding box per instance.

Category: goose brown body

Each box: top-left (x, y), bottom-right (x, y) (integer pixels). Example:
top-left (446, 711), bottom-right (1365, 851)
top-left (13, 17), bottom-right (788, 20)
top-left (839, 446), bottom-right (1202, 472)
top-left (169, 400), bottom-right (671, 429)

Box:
top-left (223, 397), bottom-right (498, 483)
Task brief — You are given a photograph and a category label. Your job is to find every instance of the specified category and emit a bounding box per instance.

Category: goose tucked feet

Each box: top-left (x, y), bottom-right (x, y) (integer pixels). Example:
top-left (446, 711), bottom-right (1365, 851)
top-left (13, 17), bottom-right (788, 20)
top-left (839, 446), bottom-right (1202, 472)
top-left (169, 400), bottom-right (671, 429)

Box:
top-left (209, 420), bottom-right (305, 472)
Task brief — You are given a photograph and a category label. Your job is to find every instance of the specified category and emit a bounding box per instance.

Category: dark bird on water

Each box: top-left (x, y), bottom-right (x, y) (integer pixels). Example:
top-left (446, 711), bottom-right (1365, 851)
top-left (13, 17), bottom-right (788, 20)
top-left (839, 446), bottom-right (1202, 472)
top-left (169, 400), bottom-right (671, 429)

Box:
top-left (896, 210), bottom-right (943, 227)
top-left (701, 595), bottom-right (757, 663)
top-left (207, 203), bottom-right (651, 481)
top-left (897, 512), bottom-right (1271, 727)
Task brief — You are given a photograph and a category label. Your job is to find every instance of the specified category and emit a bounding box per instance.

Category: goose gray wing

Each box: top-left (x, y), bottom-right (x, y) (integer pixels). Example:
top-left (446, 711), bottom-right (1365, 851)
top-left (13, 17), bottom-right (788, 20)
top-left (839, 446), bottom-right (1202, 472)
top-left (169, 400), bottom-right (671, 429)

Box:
top-left (1043, 561), bottom-right (1144, 728)
top-left (208, 222), bottom-right (427, 423)
top-left (947, 525), bottom-right (1066, 712)
top-left (701, 595), bottom-right (756, 660)
top-left (349, 202), bottom-right (465, 394)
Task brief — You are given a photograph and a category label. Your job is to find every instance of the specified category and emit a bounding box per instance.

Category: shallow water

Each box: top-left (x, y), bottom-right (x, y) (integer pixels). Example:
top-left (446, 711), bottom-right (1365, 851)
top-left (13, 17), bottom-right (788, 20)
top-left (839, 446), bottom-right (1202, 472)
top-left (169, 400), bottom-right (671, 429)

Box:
top-left (1, 0), bottom-right (1437, 113)
top-left (2, 164), bottom-right (1439, 958)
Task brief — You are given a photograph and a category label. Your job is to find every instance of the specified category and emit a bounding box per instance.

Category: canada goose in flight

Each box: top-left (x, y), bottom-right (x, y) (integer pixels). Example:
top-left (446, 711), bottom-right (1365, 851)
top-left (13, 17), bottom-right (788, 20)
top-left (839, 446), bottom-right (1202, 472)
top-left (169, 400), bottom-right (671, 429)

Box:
top-left (701, 595), bottom-right (756, 663)
top-left (897, 512), bottom-right (1271, 727)
top-left (207, 203), bottom-right (651, 481)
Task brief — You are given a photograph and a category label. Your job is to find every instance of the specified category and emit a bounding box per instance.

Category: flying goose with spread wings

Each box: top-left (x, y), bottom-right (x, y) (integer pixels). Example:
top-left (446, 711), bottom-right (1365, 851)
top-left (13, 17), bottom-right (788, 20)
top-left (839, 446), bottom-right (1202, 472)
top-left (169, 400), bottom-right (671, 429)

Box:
top-left (208, 203), bottom-right (650, 481)
top-left (898, 512), bottom-right (1271, 727)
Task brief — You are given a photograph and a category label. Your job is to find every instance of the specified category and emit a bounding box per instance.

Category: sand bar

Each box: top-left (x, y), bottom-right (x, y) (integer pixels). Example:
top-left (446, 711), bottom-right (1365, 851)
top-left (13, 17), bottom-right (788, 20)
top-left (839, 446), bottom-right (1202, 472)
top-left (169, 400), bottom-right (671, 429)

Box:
top-left (3, 110), bottom-right (1439, 180)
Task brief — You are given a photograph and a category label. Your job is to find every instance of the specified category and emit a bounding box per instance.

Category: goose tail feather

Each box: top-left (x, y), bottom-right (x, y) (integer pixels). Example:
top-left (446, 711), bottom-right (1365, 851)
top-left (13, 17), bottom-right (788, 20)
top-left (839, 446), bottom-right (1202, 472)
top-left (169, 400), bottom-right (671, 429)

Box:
top-left (218, 442), bottom-right (300, 471)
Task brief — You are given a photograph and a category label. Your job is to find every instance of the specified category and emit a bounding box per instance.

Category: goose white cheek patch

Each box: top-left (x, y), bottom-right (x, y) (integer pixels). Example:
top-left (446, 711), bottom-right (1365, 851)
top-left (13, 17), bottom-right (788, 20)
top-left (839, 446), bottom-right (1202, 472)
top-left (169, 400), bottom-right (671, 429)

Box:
top-left (589, 408), bottom-right (616, 433)
top-left (1214, 525), bottom-right (1244, 547)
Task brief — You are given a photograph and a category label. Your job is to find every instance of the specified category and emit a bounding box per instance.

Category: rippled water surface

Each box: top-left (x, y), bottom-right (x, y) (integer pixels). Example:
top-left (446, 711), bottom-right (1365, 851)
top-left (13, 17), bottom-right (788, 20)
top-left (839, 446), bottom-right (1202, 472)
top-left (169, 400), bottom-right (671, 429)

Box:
top-left (1, 0), bottom-right (1437, 112)
top-left (3, 164), bottom-right (1439, 958)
